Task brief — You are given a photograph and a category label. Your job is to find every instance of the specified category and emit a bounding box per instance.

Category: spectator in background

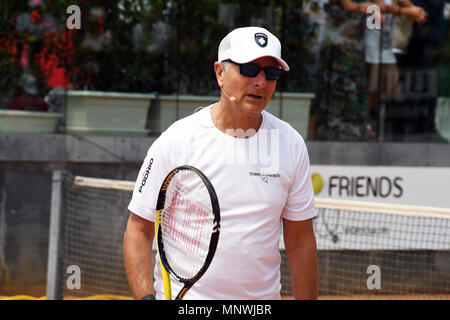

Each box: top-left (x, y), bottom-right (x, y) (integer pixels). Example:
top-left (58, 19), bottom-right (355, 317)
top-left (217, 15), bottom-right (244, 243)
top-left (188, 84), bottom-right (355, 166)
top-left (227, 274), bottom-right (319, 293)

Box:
top-left (80, 7), bottom-right (112, 52)
top-left (8, 74), bottom-right (48, 112)
top-left (15, 0), bottom-right (72, 89)
top-left (388, 0), bottom-right (448, 142)
top-left (16, 0), bottom-right (57, 37)
top-left (310, 0), bottom-right (428, 141)
top-left (310, 0), bottom-right (377, 141)
top-left (365, 0), bottom-right (428, 137)
top-left (15, 0), bottom-right (57, 71)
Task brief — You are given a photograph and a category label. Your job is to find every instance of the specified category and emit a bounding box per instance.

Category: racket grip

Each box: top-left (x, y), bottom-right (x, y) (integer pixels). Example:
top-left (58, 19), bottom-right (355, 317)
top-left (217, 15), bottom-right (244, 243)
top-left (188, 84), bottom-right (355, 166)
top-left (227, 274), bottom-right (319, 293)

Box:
top-left (160, 261), bottom-right (172, 300)
top-left (154, 212), bottom-right (172, 300)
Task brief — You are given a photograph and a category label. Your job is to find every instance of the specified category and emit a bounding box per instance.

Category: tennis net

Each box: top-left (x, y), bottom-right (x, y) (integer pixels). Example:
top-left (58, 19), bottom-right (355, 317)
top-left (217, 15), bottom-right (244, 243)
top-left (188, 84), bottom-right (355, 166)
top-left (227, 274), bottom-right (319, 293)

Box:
top-left (47, 172), bottom-right (450, 299)
top-left (281, 198), bottom-right (450, 298)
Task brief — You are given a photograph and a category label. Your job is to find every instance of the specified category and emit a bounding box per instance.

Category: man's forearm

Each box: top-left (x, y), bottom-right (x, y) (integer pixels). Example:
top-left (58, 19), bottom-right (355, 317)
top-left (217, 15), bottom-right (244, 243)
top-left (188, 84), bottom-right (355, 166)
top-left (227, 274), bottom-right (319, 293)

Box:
top-left (283, 218), bottom-right (319, 300)
top-left (287, 243), bottom-right (319, 300)
top-left (123, 228), bottom-right (155, 299)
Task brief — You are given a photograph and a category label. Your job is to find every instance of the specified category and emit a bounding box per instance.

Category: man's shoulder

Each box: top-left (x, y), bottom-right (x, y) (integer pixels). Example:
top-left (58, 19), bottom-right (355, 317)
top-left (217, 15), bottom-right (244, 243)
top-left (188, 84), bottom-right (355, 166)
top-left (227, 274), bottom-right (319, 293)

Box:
top-left (262, 110), bottom-right (305, 143)
top-left (156, 105), bottom-right (212, 142)
top-left (167, 106), bottom-right (210, 131)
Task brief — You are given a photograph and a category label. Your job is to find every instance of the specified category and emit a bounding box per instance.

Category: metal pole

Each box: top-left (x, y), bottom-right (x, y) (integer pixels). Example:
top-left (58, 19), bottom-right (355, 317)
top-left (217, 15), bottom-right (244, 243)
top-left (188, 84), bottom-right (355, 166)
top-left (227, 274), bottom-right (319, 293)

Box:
top-left (46, 170), bottom-right (64, 300)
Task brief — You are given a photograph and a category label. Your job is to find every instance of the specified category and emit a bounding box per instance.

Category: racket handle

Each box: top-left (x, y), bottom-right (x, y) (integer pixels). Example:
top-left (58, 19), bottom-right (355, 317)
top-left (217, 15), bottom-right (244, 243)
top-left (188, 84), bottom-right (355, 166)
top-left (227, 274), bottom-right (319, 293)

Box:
top-left (161, 261), bottom-right (172, 300)
top-left (154, 212), bottom-right (172, 300)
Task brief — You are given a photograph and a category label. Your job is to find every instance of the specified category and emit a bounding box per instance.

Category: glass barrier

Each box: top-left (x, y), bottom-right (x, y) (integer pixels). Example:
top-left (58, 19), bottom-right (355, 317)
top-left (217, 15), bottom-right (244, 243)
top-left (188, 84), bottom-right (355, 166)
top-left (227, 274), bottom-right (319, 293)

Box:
top-left (309, 0), bottom-right (450, 143)
top-left (1, 0), bottom-right (448, 142)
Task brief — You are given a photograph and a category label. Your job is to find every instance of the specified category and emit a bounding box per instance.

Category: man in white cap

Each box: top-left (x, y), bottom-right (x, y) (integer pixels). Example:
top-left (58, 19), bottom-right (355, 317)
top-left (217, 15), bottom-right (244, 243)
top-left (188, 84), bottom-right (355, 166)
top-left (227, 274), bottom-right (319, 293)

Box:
top-left (124, 26), bottom-right (318, 300)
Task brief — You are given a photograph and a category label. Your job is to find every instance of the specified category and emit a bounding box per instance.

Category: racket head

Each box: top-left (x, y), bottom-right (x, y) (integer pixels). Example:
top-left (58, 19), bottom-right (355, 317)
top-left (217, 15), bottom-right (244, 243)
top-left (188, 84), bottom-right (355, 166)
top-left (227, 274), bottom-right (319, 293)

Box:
top-left (155, 165), bottom-right (220, 288)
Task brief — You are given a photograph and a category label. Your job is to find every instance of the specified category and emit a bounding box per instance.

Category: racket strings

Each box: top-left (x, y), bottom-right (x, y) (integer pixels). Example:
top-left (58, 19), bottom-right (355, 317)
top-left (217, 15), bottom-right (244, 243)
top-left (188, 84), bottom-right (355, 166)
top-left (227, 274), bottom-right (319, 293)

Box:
top-left (160, 169), bottom-right (214, 280)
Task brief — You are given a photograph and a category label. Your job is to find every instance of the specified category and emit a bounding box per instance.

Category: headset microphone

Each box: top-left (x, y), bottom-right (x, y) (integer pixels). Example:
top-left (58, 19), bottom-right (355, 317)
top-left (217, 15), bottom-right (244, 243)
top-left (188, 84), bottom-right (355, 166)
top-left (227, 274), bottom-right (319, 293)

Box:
top-left (222, 89), bottom-right (237, 103)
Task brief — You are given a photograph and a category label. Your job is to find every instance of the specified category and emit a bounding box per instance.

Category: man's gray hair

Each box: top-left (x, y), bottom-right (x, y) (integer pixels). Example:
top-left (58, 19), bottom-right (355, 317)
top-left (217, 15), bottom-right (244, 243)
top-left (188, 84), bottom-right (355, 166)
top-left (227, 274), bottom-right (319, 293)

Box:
top-left (221, 61), bottom-right (231, 72)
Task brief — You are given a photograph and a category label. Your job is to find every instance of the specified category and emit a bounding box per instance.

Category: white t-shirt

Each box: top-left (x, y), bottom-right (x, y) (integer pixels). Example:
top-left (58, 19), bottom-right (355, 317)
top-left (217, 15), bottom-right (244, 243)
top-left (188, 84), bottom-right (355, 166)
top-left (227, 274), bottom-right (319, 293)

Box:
top-left (128, 104), bottom-right (316, 300)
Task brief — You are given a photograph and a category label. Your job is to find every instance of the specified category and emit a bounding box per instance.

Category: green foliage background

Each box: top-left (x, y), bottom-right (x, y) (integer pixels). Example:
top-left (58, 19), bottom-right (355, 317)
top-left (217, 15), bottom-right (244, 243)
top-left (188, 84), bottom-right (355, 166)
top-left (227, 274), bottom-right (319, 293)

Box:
top-left (1, 0), bottom-right (318, 96)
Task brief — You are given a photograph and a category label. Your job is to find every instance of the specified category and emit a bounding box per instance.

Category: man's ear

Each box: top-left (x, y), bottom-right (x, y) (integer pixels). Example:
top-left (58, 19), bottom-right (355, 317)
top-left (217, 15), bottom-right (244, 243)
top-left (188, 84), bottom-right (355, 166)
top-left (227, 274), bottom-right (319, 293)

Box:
top-left (214, 61), bottom-right (225, 88)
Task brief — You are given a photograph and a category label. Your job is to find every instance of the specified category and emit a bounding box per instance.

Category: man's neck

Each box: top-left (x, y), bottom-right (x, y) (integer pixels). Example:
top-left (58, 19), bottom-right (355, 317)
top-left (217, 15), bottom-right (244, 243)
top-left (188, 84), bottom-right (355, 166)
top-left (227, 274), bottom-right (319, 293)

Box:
top-left (212, 100), bottom-right (263, 138)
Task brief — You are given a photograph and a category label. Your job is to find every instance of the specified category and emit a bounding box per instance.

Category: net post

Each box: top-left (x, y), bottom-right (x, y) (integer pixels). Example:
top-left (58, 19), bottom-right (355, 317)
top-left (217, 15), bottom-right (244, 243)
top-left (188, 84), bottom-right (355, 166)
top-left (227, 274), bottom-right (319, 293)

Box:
top-left (46, 170), bottom-right (65, 300)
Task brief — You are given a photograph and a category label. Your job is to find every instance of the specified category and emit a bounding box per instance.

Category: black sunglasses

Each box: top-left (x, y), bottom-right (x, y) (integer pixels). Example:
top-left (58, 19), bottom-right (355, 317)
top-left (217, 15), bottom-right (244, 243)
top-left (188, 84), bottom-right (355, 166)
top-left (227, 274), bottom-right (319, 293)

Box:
top-left (224, 60), bottom-right (282, 81)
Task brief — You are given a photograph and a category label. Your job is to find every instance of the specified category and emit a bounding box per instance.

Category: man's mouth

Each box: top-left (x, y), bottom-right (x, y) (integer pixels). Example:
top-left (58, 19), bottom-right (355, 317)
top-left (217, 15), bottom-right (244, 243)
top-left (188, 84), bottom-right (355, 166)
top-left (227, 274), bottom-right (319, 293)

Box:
top-left (248, 94), bottom-right (263, 100)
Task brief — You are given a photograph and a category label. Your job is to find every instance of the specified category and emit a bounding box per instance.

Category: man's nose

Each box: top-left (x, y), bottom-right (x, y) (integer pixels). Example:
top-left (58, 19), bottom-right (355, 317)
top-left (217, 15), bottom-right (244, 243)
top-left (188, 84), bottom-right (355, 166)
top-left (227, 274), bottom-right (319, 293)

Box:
top-left (253, 70), bottom-right (267, 88)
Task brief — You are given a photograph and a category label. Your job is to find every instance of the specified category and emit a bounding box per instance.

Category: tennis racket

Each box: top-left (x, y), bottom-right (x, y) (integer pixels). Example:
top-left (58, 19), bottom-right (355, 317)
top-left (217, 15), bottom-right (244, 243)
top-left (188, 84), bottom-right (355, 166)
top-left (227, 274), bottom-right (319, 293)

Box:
top-left (154, 165), bottom-right (220, 300)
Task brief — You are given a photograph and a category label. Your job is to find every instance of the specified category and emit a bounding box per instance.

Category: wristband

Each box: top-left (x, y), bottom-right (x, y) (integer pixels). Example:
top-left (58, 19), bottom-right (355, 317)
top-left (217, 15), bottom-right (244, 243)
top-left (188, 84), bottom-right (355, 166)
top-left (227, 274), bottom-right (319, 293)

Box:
top-left (140, 294), bottom-right (156, 300)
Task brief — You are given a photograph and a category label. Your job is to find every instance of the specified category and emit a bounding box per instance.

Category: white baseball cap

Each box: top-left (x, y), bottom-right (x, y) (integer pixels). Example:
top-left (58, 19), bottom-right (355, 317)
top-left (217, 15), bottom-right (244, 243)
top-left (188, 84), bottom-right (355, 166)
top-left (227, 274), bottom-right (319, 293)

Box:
top-left (218, 26), bottom-right (289, 71)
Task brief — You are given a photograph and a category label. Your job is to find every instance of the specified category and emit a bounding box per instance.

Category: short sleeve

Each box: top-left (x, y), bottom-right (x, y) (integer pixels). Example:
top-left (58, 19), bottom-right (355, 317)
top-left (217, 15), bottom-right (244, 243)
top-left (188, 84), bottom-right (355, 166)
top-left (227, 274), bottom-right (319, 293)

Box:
top-left (127, 137), bottom-right (172, 222)
top-left (281, 139), bottom-right (316, 221)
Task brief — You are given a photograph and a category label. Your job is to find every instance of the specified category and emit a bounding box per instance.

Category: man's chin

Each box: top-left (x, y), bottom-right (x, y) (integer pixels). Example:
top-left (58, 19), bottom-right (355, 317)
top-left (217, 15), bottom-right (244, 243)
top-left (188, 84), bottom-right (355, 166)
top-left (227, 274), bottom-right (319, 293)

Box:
top-left (242, 99), bottom-right (268, 114)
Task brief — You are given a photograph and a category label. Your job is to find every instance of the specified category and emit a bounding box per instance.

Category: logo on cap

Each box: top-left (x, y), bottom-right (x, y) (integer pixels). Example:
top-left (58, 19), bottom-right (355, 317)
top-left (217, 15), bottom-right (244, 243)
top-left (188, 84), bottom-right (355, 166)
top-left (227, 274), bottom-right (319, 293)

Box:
top-left (254, 33), bottom-right (268, 48)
